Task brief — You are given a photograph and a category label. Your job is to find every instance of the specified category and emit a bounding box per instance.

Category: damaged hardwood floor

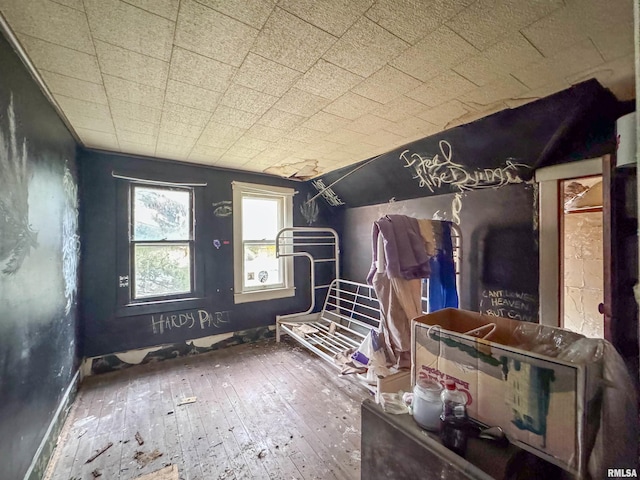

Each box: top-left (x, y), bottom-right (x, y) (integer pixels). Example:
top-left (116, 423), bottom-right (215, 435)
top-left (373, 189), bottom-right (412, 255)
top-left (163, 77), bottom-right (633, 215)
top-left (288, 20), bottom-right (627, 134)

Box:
top-left (45, 338), bottom-right (370, 480)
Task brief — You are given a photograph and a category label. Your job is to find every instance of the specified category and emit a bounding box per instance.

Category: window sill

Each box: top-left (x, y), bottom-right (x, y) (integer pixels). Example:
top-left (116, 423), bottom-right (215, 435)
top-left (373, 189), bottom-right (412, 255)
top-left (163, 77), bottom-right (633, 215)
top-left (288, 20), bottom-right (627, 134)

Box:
top-left (116, 296), bottom-right (208, 317)
top-left (234, 287), bottom-right (295, 304)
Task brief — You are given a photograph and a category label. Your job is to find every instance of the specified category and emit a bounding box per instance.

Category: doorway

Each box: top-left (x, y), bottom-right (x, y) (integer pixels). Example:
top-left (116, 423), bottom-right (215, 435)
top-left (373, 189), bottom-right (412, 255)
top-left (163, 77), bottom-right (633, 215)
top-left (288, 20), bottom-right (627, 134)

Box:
top-left (560, 176), bottom-right (604, 337)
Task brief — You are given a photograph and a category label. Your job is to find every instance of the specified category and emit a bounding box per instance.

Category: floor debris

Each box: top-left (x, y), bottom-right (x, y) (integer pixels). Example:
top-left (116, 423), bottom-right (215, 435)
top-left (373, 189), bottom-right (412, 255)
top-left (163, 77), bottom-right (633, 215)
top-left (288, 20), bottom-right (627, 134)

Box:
top-left (132, 464), bottom-right (179, 480)
top-left (177, 396), bottom-right (197, 406)
top-left (85, 442), bottom-right (113, 464)
top-left (134, 449), bottom-right (164, 466)
top-left (257, 449), bottom-right (267, 459)
top-left (135, 432), bottom-right (144, 445)
top-left (91, 469), bottom-right (102, 478)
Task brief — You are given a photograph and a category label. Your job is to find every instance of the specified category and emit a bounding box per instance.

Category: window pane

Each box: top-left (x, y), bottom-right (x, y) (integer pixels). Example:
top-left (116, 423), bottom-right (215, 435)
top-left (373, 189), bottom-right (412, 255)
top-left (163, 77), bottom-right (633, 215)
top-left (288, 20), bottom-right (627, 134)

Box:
top-left (134, 187), bottom-right (190, 241)
top-left (134, 244), bottom-right (191, 298)
top-left (242, 197), bottom-right (279, 240)
top-left (243, 243), bottom-right (281, 288)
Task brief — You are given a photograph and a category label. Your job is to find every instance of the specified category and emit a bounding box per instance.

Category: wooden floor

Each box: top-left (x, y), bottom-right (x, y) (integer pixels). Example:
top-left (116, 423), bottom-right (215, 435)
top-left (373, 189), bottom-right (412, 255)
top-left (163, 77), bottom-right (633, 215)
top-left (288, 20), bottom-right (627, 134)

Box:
top-left (45, 338), bottom-right (371, 480)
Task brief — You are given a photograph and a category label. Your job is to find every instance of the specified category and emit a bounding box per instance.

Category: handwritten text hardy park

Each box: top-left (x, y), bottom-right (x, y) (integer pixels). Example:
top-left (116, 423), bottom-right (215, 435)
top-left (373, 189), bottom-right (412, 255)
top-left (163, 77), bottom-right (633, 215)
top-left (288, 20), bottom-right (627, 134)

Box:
top-left (400, 140), bottom-right (529, 193)
top-left (151, 310), bottom-right (231, 335)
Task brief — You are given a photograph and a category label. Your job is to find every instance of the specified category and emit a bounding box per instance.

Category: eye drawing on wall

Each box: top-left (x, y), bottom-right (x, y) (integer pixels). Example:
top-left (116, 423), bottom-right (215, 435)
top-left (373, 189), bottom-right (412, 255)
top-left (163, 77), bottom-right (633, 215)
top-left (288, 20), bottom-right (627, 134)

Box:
top-left (62, 161), bottom-right (79, 314)
top-left (212, 200), bottom-right (232, 217)
top-left (300, 193), bottom-right (319, 225)
top-left (0, 94), bottom-right (37, 275)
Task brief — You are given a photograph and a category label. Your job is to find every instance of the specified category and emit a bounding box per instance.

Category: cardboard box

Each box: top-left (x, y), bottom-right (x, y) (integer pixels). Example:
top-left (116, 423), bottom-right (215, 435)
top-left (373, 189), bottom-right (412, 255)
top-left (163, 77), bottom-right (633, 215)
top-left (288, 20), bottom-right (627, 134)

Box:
top-left (412, 308), bottom-right (602, 478)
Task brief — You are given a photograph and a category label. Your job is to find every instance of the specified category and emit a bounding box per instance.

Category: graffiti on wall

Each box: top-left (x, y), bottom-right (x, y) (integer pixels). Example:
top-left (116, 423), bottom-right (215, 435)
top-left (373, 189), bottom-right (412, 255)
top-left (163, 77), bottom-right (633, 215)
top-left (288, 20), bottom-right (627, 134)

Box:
top-left (0, 94), bottom-right (37, 275)
top-left (311, 179), bottom-right (344, 207)
top-left (62, 161), bottom-right (79, 314)
top-left (151, 309), bottom-right (231, 335)
top-left (212, 200), bottom-right (232, 217)
top-left (300, 193), bottom-right (319, 225)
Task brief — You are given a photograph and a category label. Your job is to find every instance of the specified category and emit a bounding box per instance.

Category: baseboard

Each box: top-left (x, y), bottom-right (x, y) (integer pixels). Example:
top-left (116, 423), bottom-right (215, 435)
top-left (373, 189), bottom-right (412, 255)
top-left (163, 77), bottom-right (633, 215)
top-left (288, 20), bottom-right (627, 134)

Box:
top-left (24, 369), bottom-right (79, 480)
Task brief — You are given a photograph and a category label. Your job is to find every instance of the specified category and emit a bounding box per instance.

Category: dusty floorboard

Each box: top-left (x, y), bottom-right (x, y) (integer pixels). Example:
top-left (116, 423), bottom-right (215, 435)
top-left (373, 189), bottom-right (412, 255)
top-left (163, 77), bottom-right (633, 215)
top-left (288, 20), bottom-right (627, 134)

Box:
top-left (45, 338), bottom-right (371, 480)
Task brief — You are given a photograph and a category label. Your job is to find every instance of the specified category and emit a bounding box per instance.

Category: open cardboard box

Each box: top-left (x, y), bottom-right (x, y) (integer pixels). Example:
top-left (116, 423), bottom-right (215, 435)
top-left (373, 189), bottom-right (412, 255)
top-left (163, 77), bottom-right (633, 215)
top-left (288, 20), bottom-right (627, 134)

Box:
top-left (412, 308), bottom-right (603, 478)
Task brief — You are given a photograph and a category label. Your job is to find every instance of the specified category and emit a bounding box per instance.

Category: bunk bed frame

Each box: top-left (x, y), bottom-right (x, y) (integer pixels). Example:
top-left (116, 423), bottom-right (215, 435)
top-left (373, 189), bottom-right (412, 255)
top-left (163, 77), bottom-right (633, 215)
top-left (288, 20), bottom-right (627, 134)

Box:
top-left (274, 224), bottom-right (462, 395)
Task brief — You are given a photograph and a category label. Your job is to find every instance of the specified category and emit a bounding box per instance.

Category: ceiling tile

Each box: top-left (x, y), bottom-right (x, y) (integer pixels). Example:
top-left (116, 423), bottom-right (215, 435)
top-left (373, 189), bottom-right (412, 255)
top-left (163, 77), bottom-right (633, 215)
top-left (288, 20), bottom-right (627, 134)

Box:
top-left (164, 80), bottom-right (222, 112)
top-left (175, 0), bottom-right (257, 67)
top-left (323, 92), bottom-right (382, 120)
top-left (373, 95), bottom-right (428, 122)
top-left (76, 128), bottom-right (118, 149)
top-left (40, 70), bottom-right (108, 105)
top-left (159, 119), bottom-right (204, 138)
top-left (221, 84), bottom-right (278, 116)
top-left (406, 70), bottom-right (476, 107)
top-left (0, 0), bottom-right (94, 53)
top-left (274, 88), bottom-right (331, 117)
top-left (194, 0), bottom-right (275, 29)
top-left (366, 0), bottom-right (472, 44)
top-left (211, 105), bottom-right (260, 129)
top-left (110, 98), bottom-right (162, 124)
top-left (50, 0), bottom-right (84, 11)
top-left (214, 156), bottom-right (250, 168)
top-left (302, 111), bottom-right (350, 133)
top-left (513, 39), bottom-right (604, 90)
top-left (278, 0), bottom-right (373, 37)
top-left (118, 141), bottom-right (156, 156)
top-left (95, 40), bottom-right (169, 89)
top-left (351, 65), bottom-right (422, 104)
top-left (272, 137), bottom-right (313, 151)
top-left (257, 108), bottom-right (305, 130)
top-left (155, 143), bottom-right (191, 160)
top-left (339, 142), bottom-right (378, 158)
top-left (113, 116), bottom-right (158, 135)
top-left (18, 34), bottom-right (102, 83)
top-left (64, 112), bottom-right (115, 134)
top-left (116, 129), bottom-right (157, 146)
top-left (294, 59), bottom-right (363, 101)
top-left (305, 140), bottom-right (341, 154)
top-left (188, 144), bottom-right (226, 163)
top-left (384, 116), bottom-right (438, 137)
top-left (453, 33), bottom-right (544, 87)
top-left (122, 0), bottom-right (179, 21)
top-left (391, 26), bottom-right (478, 82)
top-left (567, 54), bottom-right (635, 101)
top-left (258, 147), bottom-right (295, 162)
top-left (417, 100), bottom-right (471, 128)
top-left (103, 74), bottom-right (165, 108)
top-left (458, 75), bottom-right (528, 106)
top-left (54, 94), bottom-right (111, 120)
top-left (233, 136), bottom-right (273, 151)
top-left (446, 0), bottom-right (563, 50)
top-left (362, 129), bottom-right (405, 148)
top-left (283, 127), bottom-right (320, 143)
top-left (346, 114), bottom-right (395, 135)
top-left (251, 7), bottom-right (336, 72)
top-left (157, 133), bottom-right (196, 147)
top-left (323, 17), bottom-right (409, 77)
top-left (169, 47), bottom-right (236, 93)
top-left (233, 53), bottom-right (301, 96)
top-left (225, 144), bottom-right (261, 159)
top-left (323, 128), bottom-right (372, 146)
top-left (198, 121), bottom-right (245, 148)
top-left (245, 123), bottom-right (287, 142)
top-left (590, 21), bottom-right (634, 62)
top-left (85, 0), bottom-right (174, 61)
top-left (162, 102), bottom-right (212, 127)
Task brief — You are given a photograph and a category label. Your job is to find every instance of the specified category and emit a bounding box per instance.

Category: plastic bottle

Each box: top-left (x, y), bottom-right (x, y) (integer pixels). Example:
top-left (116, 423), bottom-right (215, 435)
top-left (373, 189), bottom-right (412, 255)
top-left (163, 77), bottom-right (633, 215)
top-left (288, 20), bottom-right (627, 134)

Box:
top-left (440, 404), bottom-right (469, 457)
top-left (439, 379), bottom-right (467, 422)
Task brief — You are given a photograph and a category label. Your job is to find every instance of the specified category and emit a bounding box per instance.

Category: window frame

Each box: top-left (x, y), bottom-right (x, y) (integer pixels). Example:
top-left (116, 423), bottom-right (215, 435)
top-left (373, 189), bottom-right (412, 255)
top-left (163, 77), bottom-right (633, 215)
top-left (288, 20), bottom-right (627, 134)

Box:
top-left (116, 179), bottom-right (205, 317)
top-left (232, 181), bottom-right (295, 304)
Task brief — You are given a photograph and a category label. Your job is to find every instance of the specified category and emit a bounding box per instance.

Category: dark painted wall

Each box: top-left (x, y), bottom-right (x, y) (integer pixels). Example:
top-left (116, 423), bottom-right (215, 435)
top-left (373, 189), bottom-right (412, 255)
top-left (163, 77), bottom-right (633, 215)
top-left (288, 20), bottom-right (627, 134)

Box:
top-left (314, 81), bottom-right (622, 324)
top-left (79, 150), bottom-right (331, 358)
top-left (0, 34), bottom-right (80, 479)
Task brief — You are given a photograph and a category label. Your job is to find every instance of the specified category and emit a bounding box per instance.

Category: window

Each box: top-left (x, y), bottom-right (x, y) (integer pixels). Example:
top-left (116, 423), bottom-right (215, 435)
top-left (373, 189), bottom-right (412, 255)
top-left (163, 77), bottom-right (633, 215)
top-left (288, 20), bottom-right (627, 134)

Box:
top-left (130, 185), bottom-right (193, 300)
top-left (233, 182), bottom-right (294, 303)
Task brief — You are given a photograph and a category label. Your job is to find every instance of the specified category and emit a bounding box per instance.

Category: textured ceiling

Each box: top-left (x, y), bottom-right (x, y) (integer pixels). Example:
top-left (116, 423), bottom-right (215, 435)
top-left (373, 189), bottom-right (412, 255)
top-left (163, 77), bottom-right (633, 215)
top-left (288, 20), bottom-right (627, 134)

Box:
top-left (0, 0), bottom-right (635, 179)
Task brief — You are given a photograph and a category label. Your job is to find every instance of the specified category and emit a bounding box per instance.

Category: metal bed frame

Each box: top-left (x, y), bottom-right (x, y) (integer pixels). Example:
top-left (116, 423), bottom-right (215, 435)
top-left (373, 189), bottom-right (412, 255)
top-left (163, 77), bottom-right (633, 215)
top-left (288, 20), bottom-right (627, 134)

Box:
top-left (275, 223), bottom-right (462, 377)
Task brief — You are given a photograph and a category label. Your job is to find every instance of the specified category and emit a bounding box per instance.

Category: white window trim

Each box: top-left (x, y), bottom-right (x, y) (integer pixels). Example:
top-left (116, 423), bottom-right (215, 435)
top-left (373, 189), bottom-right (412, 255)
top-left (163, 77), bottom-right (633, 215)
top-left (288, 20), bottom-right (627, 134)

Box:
top-left (232, 181), bottom-right (295, 304)
top-left (535, 157), bottom-right (602, 327)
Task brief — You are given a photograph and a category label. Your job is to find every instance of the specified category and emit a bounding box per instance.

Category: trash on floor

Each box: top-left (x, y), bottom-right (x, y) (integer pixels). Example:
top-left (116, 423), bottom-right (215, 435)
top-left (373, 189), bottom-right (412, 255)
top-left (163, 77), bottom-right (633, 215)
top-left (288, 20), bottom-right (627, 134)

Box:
top-left (85, 442), bottom-right (113, 463)
top-left (133, 464), bottom-right (179, 480)
top-left (177, 396), bottom-right (197, 406)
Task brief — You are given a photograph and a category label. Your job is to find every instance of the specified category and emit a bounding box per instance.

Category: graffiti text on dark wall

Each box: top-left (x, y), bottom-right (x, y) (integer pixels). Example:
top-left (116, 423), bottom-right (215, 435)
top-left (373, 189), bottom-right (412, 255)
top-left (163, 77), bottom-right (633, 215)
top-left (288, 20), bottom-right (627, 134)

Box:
top-left (480, 289), bottom-right (537, 323)
top-left (151, 309), bottom-right (231, 335)
top-left (400, 140), bottom-right (529, 193)
top-left (312, 179), bottom-right (344, 207)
